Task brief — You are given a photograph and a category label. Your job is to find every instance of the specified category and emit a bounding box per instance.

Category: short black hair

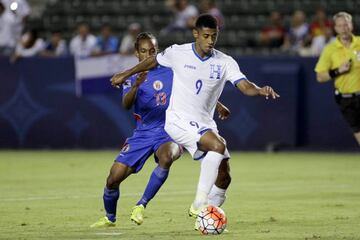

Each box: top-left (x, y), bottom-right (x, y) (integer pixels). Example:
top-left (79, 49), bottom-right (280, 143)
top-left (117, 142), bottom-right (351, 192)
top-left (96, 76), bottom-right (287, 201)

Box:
top-left (195, 14), bottom-right (218, 29)
top-left (134, 32), bottom-right (157, 51)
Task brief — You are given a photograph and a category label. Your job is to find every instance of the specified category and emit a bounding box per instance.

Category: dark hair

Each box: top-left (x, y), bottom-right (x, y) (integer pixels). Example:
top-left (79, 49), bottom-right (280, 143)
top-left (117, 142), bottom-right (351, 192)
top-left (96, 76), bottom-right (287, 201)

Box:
top-left (134, 32), bottom-right (157, 51)
top-left (195, 14), bottom-right (218, 29)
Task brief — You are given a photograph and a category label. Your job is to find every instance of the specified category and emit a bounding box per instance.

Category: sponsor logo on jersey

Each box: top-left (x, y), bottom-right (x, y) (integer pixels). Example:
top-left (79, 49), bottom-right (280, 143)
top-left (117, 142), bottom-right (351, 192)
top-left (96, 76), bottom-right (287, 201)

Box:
top-left (184, 64), bottom-right (196, 70)
top-left (153, 80), bottom-right (163, 90)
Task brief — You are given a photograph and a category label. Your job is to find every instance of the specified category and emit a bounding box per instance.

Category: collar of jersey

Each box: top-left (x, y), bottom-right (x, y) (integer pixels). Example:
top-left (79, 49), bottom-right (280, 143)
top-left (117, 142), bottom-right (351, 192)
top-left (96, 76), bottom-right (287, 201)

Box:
top-left (192, 43), bottom-right (213, 62)
top-left (335, 34), bottom-right (359, 48)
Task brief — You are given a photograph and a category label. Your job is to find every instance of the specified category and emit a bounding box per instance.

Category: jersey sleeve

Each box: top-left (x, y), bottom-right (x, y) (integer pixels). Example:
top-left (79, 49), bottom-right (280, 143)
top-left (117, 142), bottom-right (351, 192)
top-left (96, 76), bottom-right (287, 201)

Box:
top-left (314, 45), bottom-right (332, 72)
top-left (122, 75), bottom-right (136, 96)
top-left (225, 57), bottom-right (247, 87)
top-left (156, 45), bottom-right (176, 68)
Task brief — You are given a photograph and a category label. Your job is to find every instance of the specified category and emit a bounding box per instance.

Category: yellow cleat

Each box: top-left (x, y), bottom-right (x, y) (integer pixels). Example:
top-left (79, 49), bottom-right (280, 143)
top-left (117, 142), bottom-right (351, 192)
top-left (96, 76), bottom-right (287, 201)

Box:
top-left (130, 204), bottom-right (145, 225)
top-left (188, 204), bottom-right (202, 219)
top-left (90, 216), bottom-right (116, 228)
top-left (194, 219), bottom-right (200, 231)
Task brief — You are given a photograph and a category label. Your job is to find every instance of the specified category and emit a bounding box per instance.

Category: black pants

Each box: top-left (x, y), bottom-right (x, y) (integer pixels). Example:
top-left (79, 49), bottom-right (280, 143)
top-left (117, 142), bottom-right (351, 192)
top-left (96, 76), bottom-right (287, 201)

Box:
top-left (335, 93), bottom-right (360, 133)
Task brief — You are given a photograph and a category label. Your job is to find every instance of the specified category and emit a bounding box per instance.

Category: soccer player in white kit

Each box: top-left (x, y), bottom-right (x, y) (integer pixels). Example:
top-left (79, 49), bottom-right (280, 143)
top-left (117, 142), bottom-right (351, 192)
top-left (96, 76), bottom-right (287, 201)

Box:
top-left (111, 14), bottom-right (279, 218)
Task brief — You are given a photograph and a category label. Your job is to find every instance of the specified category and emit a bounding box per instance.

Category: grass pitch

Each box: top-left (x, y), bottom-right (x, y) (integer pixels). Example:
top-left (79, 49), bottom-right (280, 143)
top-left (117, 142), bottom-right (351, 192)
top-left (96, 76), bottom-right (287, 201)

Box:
top-left (0, 151), bottom-right (359, 240)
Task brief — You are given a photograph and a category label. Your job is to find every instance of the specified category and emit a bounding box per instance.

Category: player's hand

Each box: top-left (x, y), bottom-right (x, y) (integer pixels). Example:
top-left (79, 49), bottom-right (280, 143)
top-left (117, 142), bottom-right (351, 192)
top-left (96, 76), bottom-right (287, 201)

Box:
top-left (216, 104), bottom-right (231, 120)
top-left (134, 72), bottom-right (148, 87)
top-left (339, 59), bottom-right (352, 74)
top-left (259, 86), bottom-right (280, 99)
top-left (110, 71), bottom-right (128, 88)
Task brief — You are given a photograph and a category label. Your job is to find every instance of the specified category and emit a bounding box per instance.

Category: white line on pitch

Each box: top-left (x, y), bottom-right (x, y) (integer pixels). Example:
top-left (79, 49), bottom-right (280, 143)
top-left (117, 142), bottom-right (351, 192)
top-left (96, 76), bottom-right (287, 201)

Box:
top-left (95, 232), bottom-right (123, 236)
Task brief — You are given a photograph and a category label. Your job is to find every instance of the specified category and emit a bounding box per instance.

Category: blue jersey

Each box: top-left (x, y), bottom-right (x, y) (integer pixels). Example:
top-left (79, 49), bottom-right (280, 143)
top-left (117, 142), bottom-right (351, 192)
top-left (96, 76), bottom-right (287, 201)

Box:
top-left (122, 66), bottom-right (173, 131)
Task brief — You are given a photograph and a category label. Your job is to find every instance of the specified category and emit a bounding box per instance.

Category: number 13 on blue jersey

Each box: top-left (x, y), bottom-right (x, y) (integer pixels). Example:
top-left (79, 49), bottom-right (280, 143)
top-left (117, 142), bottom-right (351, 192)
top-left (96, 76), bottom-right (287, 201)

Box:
top-left (196, 79), bottom-right (202, 95)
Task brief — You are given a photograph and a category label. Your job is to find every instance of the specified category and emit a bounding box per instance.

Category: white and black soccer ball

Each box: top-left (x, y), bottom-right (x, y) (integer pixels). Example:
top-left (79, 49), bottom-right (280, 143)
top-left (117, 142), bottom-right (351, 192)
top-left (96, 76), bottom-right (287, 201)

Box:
top-left (196, 205), bottom-right (227, 235)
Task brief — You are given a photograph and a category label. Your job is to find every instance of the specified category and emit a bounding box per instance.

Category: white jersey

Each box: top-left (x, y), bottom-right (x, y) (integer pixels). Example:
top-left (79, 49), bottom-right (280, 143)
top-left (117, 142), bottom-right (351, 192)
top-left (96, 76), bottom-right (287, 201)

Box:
top-left (156, 43), bottom-right (247, 124)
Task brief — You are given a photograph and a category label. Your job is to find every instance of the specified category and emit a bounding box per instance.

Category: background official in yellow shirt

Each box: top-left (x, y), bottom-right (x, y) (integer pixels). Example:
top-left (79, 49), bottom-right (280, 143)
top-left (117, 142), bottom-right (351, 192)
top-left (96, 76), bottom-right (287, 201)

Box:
top-left (315, 12), bottom-right (360, 145)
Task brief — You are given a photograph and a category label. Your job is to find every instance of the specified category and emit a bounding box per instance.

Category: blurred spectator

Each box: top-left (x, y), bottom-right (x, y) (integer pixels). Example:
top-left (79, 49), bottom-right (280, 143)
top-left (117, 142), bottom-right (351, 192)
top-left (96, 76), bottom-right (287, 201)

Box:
top-left (259, 11), bottom-right (285, 48)
top-left (41, 30), bottom-right (67, 57)
top-left (2, 0), bottom-right (31, 42)
top-left (119, 22), bottom-right (141, 55)
top-left (307, 7), bottom-right (334, 56)
top-left (161, 0), bottom-right (198, 34)
top-left (282, 10), bottom-right (309, 53)
top-left (199, 0), bottom-right (224, 29)
top-left (0, 2), bottom-right (17, 55)
top-left (69, 23), bottom-right (97, 58)
top-left (93, 24), bottom-right (119, 56)
top-left (12, 29), bottom-right (45, 61)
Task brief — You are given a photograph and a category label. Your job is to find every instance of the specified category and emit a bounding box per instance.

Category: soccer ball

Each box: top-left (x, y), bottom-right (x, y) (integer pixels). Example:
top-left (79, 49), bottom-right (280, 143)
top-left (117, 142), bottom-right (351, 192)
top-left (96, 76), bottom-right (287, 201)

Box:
top-left (196, 205), bottom-right (227, 235)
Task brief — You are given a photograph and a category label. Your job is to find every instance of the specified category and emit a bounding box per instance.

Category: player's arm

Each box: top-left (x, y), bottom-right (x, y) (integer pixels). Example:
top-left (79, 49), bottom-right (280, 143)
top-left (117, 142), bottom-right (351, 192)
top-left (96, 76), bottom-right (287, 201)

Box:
top-left (216, 101), bottom-right (230, 120)
top-left (122, 72), bottom-right (147, 109)
top-left (236, 79), bottom-right (280, 99)
top-left (111, 56), bottom-right (157, 87)
top-left (316, 59), bottom-right (352, 83)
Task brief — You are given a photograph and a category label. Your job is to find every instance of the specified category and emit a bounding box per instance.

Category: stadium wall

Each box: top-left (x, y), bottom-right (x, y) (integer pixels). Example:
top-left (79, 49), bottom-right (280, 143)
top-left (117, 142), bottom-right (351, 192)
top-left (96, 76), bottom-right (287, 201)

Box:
top-left (0, 56), bottom-right (357, 150)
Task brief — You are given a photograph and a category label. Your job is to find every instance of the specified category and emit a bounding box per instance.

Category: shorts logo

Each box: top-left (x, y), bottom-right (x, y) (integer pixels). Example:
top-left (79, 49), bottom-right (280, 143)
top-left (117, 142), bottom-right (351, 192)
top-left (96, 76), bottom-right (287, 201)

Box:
top-left (121, 143), bottom-right (130, 153)
top-left (153, 80), bottom-right (163, 90)
top-left (123, 79), bottom-right (131, 89)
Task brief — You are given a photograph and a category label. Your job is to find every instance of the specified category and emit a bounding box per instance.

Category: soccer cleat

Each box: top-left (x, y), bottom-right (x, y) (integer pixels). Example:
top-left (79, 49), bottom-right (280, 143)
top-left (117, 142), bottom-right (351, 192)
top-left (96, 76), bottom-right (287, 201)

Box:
top-left (90, 216), bottom-right (116, 228)
top-left (188, 204), bottom-right (202, 218)
top-left (130, 204), bottom-right (145, 225)
top-left (194, 219), bottom-right (200, 231)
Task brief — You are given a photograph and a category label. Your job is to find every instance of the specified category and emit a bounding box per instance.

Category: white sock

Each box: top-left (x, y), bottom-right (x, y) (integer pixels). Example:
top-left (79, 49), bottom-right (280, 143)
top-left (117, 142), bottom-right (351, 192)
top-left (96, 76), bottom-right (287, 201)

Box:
top-left (208, 184), bottom-right (227, 207)
top-left (193, 151), bottom-right (224, 209)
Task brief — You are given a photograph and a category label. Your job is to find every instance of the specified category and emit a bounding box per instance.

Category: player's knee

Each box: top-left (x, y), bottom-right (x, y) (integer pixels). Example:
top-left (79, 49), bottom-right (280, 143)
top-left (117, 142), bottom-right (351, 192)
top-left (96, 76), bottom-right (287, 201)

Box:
top-left (158, 152), bottom-right (174, 169)
top-left (106, 175), bottom-right (121, 189)
top-left (211, 140), bottom-right (226, 154)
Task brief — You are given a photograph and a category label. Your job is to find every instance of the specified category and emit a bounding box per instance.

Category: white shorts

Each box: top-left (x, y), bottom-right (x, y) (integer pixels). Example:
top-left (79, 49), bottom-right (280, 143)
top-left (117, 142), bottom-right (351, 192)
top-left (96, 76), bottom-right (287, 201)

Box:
top-left (164, 112), bottom-right (230, 160)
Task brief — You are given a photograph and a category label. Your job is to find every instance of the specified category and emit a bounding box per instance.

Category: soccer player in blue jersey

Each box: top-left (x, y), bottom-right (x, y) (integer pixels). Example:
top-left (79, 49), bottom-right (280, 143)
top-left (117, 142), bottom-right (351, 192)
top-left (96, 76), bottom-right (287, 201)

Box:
top-left (111, 14), bottom-right (279, 223)
top-left (91, 32), bottom-right (231, 228)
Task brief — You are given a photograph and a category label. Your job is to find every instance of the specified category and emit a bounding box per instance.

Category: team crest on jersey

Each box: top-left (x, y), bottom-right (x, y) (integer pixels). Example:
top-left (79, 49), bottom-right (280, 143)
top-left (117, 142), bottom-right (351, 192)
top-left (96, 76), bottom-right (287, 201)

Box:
top-left (153, 80), bottom-right (163, 90)
top-left (121, 143), bottom-right (130, 153)
top-left (210, 64), bottom-right (222, 80)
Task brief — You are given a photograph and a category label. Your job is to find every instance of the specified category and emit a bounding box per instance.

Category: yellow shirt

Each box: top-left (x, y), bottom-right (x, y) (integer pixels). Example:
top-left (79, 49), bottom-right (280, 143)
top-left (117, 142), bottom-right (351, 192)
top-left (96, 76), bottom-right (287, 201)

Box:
top-left (315, 35), bottom-right (360, 93)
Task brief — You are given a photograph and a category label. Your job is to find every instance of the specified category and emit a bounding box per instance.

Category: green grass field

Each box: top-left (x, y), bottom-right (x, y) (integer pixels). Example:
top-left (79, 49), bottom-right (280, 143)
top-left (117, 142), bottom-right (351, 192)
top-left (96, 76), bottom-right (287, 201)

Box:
top-left (0, 151), bottom-right (359, 240)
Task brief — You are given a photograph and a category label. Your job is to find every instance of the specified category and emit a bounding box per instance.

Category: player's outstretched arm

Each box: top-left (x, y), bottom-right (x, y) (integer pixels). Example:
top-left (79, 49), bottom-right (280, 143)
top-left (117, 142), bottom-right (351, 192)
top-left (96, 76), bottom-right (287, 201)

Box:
top-left (122, 72), bottom-right (148, 109)
top-left (237, 79), bottom-right (280, 99)
top-left (111, 56), bottom-right (157, 88)
top-left (216, 101), bottom-right (231, 120)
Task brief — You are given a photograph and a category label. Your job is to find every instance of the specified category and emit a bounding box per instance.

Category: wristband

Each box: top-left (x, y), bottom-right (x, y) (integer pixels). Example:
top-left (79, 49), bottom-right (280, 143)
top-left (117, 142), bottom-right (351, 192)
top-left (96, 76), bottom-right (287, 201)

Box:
top-left (329, 68), bottom-right (340, 78)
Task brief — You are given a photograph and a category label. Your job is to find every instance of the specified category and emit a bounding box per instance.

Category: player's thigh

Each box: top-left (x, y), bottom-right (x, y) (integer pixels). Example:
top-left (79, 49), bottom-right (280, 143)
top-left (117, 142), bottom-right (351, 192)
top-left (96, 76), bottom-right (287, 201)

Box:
top-left (198, 130), bottom-right (226, 154)
top-left (155, 141), bottom-right (182, 163)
